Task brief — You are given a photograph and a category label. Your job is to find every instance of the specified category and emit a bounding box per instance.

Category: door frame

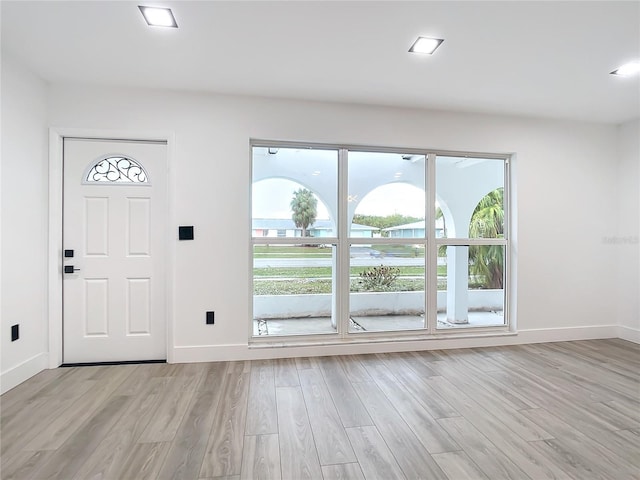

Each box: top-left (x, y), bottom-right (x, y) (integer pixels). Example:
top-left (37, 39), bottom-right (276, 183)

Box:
top-left (48, 128), bottom-right (175, 368)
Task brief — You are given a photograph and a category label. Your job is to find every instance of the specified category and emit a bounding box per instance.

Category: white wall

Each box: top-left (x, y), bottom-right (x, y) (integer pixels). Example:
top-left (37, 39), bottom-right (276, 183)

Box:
top-left (616, 120), bottom-right (640, 342)
top-left (1, 54), bottom-right (50, 392)
top-left (45, 83), bottom-right (622, 362)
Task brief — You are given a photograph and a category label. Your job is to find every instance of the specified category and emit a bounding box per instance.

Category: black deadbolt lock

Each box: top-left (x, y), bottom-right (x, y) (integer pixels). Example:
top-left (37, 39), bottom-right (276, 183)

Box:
top-left (64, 249), bottom-right (74, 258)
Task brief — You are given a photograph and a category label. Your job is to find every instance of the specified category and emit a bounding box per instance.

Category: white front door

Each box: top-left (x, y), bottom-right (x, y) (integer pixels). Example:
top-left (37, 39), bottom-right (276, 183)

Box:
top-left (63, 138), bottom-right (167, 363)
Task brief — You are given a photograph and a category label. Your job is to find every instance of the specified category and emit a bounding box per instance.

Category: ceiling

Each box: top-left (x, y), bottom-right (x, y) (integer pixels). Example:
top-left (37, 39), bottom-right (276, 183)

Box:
top-left (2, 1), bottom-right (639, 124)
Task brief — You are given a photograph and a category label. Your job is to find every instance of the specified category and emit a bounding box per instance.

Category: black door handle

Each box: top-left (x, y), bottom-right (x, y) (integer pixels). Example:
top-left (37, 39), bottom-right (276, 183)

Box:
top-left (64, 266), bottom-right (80, 274)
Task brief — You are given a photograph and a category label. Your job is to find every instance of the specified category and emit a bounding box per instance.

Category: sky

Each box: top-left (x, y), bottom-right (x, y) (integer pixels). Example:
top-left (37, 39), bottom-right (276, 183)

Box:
top-left (252, 178), bottom-right (425, 219)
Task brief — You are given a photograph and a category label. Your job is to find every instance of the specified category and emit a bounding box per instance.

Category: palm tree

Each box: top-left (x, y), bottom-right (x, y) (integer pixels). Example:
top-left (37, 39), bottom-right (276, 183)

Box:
top-left (469, 188), bottom-right (504, 289)
top-left (290, 188), bottom-right (318, 237)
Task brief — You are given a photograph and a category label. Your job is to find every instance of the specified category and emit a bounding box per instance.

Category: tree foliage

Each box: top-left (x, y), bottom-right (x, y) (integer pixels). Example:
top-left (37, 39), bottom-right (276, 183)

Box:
top-left (469, 188), bottom-right (504, 289)
top-left (290, 188), bottom-right (318, 237)
top-left (352, 214), bottom-right (422, 233)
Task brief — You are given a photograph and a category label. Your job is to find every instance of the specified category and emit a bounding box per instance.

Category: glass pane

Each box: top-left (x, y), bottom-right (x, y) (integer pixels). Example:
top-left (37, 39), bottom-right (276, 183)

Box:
top-left (348, 152), bottom-right (425, 238)
top-left (253, 244), bottom-right (336, 336)
top-left (437, 245), bottom-right (505, 329)
top-left (349, 244), bottom-right (426, 332)
top-left (436, 156), bottom-right (504, 239)
top-left (252, 147), bottom-right (338, 238)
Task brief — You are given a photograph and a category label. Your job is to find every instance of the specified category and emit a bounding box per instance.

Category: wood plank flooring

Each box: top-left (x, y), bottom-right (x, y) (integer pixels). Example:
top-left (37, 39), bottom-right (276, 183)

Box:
top-left (1, 339), bottom-right (639, 479)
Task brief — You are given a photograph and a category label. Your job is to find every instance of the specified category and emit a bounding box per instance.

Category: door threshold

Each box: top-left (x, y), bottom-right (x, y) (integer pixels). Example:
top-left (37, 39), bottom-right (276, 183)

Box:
top-left (60, 359), bottom-right (167, 367)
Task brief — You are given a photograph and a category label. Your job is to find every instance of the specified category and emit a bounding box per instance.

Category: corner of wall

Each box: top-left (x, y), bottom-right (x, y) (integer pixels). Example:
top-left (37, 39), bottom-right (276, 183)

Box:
top-left (0, 353), bottom-right (49, 395)
top-left (615, 119), bottom-right (640, 343)
top-left (1, 53), bottom-right (51, 389)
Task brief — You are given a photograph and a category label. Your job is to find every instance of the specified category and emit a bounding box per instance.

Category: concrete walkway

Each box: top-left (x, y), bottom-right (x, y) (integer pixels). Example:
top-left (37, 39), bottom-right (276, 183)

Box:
top-left (253, 310), bottom-right (504, 336)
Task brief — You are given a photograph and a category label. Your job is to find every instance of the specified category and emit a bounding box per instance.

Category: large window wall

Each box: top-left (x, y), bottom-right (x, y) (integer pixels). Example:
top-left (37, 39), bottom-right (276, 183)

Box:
top-left (251, 144), bottom-right (510, 340)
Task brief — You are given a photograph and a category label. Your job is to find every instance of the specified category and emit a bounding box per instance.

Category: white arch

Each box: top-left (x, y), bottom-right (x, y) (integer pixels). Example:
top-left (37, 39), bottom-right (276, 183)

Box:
top-left (252, 177), bottom-right (335, 231)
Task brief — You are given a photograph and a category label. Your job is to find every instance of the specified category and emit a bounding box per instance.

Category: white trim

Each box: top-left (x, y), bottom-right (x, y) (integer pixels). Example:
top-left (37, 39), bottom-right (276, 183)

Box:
top-left (48, 128), bottom-right (175, 368)
top-left (1, 353), bottom-right (49, 394)
top-left (250, 139), bottom-right (511, 161)
top-left (617, 325), bottom-right (640, 344)
top-left (434, 238), bottom-right (507, 246)
top-left (175, 325), bottom-right (618, 363)
top-left (507, 154), bottom-right (517, 333)
top-left (48, 130), bottom-right (64, 368)
top-left (248, 144), bottom-right (512, 344)
top-left (338, 148), bottom-right (349, 337)
top-left (427, 152), bottom-right (437, 334)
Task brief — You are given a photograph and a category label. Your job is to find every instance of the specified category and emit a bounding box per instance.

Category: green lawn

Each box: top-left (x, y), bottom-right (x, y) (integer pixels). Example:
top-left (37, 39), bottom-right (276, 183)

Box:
top-left (253, 278), bottom-right (428, 295)
top-left (252, 246), bottom-right (447, 294)
top-left (253, 265), bottom-right (446, 278)
top-left (373, 245), bottom-right (425, 257)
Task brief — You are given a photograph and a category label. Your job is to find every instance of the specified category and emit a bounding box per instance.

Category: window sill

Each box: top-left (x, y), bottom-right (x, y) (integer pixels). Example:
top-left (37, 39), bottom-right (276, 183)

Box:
top-left (248, 327), bottom-right (516, 349)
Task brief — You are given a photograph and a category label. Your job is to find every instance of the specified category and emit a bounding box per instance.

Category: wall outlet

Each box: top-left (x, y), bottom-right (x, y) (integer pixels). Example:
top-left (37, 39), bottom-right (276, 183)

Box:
top-left (11, 324), bottom-right (19, 341)
top-left (206, 311), bottom-right (215, 325)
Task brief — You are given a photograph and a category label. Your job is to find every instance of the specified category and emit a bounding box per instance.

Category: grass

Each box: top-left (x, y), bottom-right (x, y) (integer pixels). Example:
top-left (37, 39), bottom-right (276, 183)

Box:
top-left (373, 245), bottom-right (425, 257)
top-left (253, 278), bottom-right (427, 295)
top-left (253, 265), bottom-right (446, 278)
top-left (253, 279), bottom-right (333, 295)
top-left (252, 246), bottom-right (448, 294)
top-left (253, 266), bottom-right (435, 278)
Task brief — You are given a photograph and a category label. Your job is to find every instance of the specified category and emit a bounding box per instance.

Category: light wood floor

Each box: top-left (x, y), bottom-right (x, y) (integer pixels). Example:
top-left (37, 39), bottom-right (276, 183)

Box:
top-left (1, 339), bottom-right (639, 479)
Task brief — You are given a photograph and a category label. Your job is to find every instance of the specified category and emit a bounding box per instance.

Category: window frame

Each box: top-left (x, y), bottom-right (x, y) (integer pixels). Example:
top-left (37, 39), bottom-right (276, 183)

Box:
top-left (249, 140), bottom-right (512, 344)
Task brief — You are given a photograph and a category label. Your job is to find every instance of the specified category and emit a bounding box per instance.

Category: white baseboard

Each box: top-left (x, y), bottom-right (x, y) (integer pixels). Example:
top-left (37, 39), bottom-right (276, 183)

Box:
top-left (517, 325), bottom-right (618, 344)
top-left (617, 325), bottom-right (640, 344)
top-left (1, 352), bottom-right (48, 395)
top-left (172, 324), bottom-right (619, 363)
top-left (0, 326), bottom-right (624, 391)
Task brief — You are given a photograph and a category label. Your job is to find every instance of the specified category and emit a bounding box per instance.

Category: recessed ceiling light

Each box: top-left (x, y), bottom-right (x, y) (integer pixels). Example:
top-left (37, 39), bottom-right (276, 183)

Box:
top-left (610, 61), bottom-right (640, 77)
top-left (409, 37), bottom-right (444, 55)
top-left (139, 6), bottom-right (178, 28)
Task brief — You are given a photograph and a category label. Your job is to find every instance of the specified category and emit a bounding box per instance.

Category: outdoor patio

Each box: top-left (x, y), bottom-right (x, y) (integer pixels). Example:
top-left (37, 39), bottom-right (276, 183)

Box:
top-left (253, 310), bottom-right (505, 336)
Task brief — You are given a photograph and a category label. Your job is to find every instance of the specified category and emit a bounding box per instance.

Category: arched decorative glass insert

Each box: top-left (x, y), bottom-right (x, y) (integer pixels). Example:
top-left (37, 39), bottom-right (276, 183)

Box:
top-left (85, 155), bottom-right (150, 184)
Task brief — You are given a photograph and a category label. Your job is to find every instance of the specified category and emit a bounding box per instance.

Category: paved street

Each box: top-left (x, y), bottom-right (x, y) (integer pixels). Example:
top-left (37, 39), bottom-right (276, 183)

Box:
top-left (254, 257), bottom-right (425, 267)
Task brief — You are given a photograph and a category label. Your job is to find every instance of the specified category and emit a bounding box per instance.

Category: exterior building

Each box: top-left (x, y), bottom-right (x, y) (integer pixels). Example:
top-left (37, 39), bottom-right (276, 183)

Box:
top-left (252, 218), bottom-right (376, 238)
top-left (384, 219), bottom-right (446, 238)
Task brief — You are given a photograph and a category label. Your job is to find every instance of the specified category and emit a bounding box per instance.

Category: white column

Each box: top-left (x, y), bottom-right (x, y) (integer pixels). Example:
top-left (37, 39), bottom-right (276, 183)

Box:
top-left (331, 244), bottom-right (338, 329)
top-left (446, 245), bottom-right (469, 324)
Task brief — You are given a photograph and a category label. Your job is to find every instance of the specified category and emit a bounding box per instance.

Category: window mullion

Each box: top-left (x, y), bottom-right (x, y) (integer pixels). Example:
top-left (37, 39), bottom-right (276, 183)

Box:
top-left (426, 152), bottom-right (437, 334)
top-left (337, 148), bottom-right (349, 338)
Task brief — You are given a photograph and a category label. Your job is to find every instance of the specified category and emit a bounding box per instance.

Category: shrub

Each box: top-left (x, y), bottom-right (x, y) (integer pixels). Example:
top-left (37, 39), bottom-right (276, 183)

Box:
top-left (357, 265), bottom-right (400, 291)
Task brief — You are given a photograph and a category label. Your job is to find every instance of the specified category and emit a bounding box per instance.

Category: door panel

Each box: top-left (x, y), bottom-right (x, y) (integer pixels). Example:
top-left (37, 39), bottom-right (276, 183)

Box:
top-left (63, 138), bottom-right (167, 363)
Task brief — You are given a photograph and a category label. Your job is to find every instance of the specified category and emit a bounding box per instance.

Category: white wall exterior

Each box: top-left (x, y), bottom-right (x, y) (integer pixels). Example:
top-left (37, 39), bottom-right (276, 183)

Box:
top-left (254, 290), bottom-right (504, 319)
top-left (1, 55), bottom-right (50, 392)
top-left (616, 120), bottom-right (640, 342)
top-left (4, 51), bottom-right (635, 387)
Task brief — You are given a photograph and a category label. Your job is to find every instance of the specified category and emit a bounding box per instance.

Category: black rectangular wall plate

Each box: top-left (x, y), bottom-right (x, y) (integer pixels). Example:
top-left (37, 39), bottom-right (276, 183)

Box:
top-left (206, 311), bottom-right (215, 324)
top-left (11, 324), bottom-right (19, 342)
top-left (179, 226), bottom-right (194, 240)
